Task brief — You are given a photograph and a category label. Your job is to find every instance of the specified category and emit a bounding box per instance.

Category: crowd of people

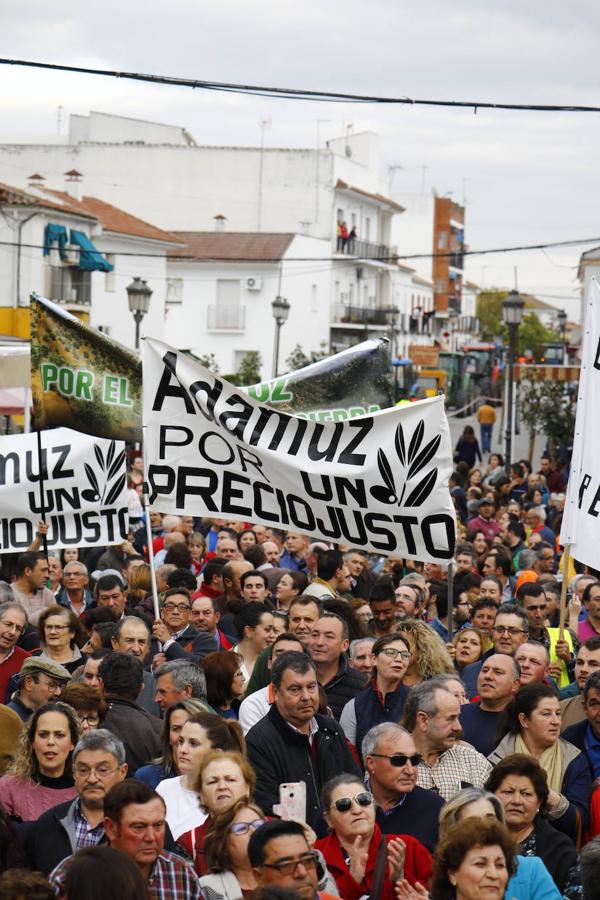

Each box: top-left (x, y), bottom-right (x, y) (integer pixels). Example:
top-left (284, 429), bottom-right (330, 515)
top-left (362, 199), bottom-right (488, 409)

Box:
top-left (0, 447), bottom-right (599, 900)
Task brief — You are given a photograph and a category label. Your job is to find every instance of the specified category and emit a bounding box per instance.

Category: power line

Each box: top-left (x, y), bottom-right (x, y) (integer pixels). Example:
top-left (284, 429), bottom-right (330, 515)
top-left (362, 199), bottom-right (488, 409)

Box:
top-left (2, 57), bottom-right (600, 114)
top-left (0, 235), bottom-right (598, 262)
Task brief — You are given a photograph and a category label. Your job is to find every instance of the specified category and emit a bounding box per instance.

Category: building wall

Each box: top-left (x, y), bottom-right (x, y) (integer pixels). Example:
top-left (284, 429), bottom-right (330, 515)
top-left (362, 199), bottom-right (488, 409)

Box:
top-left (164, 234), bottom-right (331, 377)
top-left (432, 197), bottom-right (464, 314)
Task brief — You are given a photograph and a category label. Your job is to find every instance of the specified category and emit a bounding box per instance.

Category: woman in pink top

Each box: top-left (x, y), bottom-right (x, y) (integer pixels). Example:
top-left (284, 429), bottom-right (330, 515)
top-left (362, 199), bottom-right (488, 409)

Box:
top-left (0, 701), bottom-right (79, 821)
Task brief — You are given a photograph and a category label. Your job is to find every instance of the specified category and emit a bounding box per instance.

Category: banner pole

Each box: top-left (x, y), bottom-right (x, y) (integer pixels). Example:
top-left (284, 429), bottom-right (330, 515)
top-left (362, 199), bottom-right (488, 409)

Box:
top-left (447, 560), bottom-right (454, 643)
top-left (35, 427), bottom-right (49, 564)
top-left (141, 424), bottom-right (160, 621)
top-left (558, 543), bottom-right (571, 642)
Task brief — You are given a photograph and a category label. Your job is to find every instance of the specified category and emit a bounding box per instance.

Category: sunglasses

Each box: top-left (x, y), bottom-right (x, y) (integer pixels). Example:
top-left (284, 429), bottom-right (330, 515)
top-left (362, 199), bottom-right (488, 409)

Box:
top-left (230, 818), bottom-right (266, 835)
top-left (369, 752), bottom-right (422, 767)
top-left (332, 791), bottom-right (373, 813)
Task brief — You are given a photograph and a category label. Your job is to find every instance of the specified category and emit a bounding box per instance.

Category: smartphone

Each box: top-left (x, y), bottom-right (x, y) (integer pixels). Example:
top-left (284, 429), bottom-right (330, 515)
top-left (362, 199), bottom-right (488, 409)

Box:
top-left (279, 782), bottom-right (306, 824)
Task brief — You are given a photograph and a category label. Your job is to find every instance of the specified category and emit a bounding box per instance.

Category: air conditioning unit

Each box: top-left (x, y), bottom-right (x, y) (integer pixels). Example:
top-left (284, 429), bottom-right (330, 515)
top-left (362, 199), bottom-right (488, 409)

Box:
top-left (246, 277), bottom-right (262, 292)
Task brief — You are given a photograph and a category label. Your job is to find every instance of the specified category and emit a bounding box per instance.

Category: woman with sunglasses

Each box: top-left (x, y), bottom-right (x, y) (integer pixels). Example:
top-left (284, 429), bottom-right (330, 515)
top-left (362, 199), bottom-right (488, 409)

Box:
top-left (340, 634), bottom-right (412, 757)
top-left (198, 798), bottom-right (266, 898)
top-left (315, 773), bottom-right (432, 900)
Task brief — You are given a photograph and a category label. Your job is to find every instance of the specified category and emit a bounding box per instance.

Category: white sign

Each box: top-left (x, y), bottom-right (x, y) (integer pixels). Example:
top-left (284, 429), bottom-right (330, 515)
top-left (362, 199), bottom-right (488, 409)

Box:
top-left (561, 277), bottom-right (600, 567)
top-left (143, 340), bottom-right (457, 562)
top-left (0, 428), bottom-right (128, 551)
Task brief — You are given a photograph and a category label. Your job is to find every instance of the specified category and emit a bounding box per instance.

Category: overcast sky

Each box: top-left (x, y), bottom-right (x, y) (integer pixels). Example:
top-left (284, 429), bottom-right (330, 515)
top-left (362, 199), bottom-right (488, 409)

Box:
top-left (2, 0), bottom-right (599, 322)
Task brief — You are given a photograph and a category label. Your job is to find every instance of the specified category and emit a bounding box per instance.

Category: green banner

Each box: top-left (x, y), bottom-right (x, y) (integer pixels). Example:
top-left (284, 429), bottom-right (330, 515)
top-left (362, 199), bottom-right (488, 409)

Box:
top-left (30, 295), bottom-right (142, 442)
top-left (31, 294), bottom-right (394, 442)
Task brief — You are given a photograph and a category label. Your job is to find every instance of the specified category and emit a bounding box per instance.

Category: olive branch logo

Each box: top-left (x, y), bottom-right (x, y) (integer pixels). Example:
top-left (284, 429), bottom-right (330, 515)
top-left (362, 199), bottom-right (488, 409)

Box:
top-left (370, 420), bottom-right (440, 508)
top-left (81, 441), bottom-right (127, 505)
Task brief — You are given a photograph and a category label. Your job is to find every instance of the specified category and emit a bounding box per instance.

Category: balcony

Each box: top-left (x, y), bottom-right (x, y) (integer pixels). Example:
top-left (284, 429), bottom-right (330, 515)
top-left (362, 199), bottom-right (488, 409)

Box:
top-left (207, 305), bottom-right (246, 331)
top-left (448, 294), bottom-right (461, 314)
top-left (332, 304), bottom-right (390, 327)
top-left (448, 252), bottom-right (464, 271)
top-left (333, 238), bottom-right (397, 262)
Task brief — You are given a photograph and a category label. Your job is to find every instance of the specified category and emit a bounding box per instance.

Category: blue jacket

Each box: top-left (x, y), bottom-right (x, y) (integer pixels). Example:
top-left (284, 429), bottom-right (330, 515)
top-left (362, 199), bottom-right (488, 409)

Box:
top-left (353, 681), bottom-right (410, 760)
top-left (507, 855), bottom-right (561, 900)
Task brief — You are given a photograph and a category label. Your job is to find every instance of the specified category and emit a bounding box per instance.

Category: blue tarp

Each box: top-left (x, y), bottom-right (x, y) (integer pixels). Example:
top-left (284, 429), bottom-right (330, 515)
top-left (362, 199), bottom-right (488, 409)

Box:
top-left (43, 224), bottom-right (69, 261)
top-left (69, 229), bottom-right (114, 272)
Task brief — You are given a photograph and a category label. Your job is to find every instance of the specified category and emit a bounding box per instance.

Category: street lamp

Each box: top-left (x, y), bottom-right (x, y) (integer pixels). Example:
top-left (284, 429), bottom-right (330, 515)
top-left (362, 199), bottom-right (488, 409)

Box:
top-left (502, 289), bottom-right (525, 468)
top-left (557, 308), bottom-right (567, 364)
top-left (385, 305), bottom-right (399, 359)
top-left (271, 296), bottom-right (290, 377)
top-left (126, 277), bottom-right (153, 350)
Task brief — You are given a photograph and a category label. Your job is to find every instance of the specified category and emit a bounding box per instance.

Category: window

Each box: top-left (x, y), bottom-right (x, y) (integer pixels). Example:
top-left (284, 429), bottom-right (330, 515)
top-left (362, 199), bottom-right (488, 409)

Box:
top-left (337, 208), bottom-right (344, 222)
top-left (166, 278), bottom-right (183, 304)
top-left (365, 217), bottom-right (371, 241)
top-left (104, 255), bottom-right (115, 291)
top-left (46, 265), bottom-right (91, 305)
top-left (311, 284), bottom-right (318, 312)
top-left (351, 212), bottom-right (357, 228)
top-left (209, 279), bottom-right (244, 330)
top-left (437, 231), bottom-right (447, 250)
top-left (435, 279), bottom-right (446, 294)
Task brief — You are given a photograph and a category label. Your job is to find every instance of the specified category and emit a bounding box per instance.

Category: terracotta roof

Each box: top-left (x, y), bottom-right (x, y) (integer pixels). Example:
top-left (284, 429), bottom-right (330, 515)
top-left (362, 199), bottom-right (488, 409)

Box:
top-left (335, 179), bottom-right (404, 212)
top-left (169, 232), bottom-right (295, 261)
top-left (39, 190), bottom-right (180, 244)
top-left (0, 181), bottom-right (95, 219)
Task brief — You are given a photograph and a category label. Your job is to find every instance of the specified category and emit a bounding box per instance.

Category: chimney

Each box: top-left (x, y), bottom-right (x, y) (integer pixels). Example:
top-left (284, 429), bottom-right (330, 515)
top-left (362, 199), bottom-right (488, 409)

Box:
top-left (213, 214), bottom-right (226, 232)
top-left (27, 173), bottom-right (45, 191)
top-left (64, 169), bottom-right (83, 201)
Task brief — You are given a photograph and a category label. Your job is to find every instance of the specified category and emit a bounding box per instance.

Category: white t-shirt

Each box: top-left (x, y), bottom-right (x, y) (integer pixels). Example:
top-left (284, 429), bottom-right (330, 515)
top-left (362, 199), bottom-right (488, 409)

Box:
top-left (156, 775), bottom-right (207, 840)
top-left (238, 685), bottom-right (272, 734)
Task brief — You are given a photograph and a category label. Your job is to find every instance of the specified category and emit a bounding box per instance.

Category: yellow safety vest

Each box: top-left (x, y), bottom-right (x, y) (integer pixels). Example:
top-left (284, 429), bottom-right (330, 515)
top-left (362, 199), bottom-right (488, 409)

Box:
top-left (547, 627), bottom-right (574, 689)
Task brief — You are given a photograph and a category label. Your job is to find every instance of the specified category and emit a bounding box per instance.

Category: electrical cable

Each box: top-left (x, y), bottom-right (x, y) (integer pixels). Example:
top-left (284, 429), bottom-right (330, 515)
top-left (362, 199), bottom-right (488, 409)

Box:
top-left (2, 57), bottom-right (600, 113)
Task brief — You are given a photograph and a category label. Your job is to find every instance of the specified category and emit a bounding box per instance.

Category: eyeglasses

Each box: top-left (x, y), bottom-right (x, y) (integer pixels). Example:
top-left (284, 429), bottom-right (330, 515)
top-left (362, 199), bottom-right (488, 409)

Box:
top-left (162, 603), bottom-right (191, 612)
top-left (331, 791), bottom-right (373, 813)
top-left (492, 626), bottom-right (527, 636)
top-left (369, 752), bottom-right (422, 767)
top-left (74, 764), bottom-right (118, 779)
top-left (259, 851), bottom-right (319, 876)
top-left (78, 714), bottom-right (100, 726)
top-left (45, 624), bottom-right (70, 632)
top-left (229, 818), bottom-right (266, 835)
top-left (33, 676), bottom-right (63, 690)
top-left (379, 648), bottom-right (411, 661)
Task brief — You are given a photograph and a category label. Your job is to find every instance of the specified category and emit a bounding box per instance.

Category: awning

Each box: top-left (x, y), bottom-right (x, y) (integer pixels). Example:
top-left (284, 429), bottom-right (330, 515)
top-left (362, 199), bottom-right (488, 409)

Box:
top-left (0, 388), bottom-right (26, 415)
top-left (43, 223), bottom-right (69, 261)
top-left (69, 230), bottom-right (114, 273)
top-left (0, 346), bottom-right (30, 388)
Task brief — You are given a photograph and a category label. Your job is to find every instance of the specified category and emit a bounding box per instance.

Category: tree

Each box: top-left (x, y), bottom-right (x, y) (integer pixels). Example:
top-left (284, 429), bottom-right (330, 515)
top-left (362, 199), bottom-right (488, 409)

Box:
top-left (190, 352), bottom-right (220, 373)
top-left (236, 351), bottom-right (262, 385)
top-left (519, 374), bottom-right (576, 458)
top-left (476, 290), bottom-right (556, 358)
top-left (285, 344), bottom-right (311, 371)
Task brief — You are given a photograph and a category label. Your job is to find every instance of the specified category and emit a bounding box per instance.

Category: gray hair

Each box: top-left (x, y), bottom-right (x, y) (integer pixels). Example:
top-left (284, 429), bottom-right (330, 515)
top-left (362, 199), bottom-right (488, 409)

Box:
top-left (113, 615), bottom-right (150, 640)
top-left (402, 681), bottom-right (453, 732)
top-left (0, 600), bottom-right (27, 625)
top-left (64, 560), bottom-right (89, 576)
top-left (518, 550), bottom-right (537, 571)
top-left (581, 837), bottom-right (600, 900)
top-left (400, 573), bottom-right (426, 587)
top-left (0, 584), bottom-right (15, 604)
top-left (154, 659), bottom-right (206, 700)
top-left (361, 722), bottom-right (411, 760)
top-left (531, 506), bottom-right (547, 523)
top-left (439, 788), bottom-right (505, 839)
top-left (162, 515), bottom-right (182, 532)
top-left (349, 637), bottom-right (376, 659)
top-left (73, 728), bottom-right (126, 766)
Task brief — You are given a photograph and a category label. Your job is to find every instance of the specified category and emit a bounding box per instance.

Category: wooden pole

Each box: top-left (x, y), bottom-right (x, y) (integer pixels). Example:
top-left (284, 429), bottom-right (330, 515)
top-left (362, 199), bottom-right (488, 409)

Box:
top-left (447, 560), bottom-right (454, 643)
top-left (35, 428), bottom-right (49, 566)
top-left (558, 544), bottom-right (571, 641)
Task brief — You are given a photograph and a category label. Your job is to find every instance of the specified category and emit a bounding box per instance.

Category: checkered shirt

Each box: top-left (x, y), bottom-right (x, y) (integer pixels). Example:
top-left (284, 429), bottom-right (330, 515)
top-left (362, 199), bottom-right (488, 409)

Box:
top-left (415, 741), bottom-right (492, 801)
top-left (72, 799), bottom-right (105, 851)
top-left (50, 849), bottom-right (204, 899)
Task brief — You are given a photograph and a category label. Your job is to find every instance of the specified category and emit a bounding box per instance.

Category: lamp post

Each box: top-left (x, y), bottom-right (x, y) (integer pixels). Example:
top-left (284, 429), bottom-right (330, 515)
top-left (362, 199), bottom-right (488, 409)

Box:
top-left (502, 289), bottom-right (525, 469)
top-left (271, 296), bottom-right (290, 377)
top-left (557, 308), bottom-right (567, 363)
top-left (126, 277), bottom-right (153, 349)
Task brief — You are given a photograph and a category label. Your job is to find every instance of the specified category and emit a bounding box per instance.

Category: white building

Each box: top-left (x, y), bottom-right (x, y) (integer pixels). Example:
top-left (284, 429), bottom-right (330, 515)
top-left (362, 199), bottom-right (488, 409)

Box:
top-left (0, 113), bottom-right (406, 357)
top-left (165, 230), bottom-right (332, 377)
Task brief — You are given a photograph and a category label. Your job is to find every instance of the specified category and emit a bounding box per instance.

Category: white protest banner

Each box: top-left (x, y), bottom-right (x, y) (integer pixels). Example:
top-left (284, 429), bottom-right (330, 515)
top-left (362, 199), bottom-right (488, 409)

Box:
top-left (143, 339), bottom-right (457, 562)
top-left (560, 277), bottom-right (600, 567)
top-left (0, 428), bottom-right (128, 551)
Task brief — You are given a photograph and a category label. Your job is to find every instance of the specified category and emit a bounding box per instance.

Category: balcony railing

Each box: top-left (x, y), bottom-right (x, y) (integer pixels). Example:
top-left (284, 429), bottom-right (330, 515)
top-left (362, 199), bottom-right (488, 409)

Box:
top-left (333, 238), bottom-right (397, 261)
top-left (448, 252), bottom-right (464, 270)
top-left (207, 305), bottom-right (246, 331)
top-left (333, 304), bottom-right (390, 326)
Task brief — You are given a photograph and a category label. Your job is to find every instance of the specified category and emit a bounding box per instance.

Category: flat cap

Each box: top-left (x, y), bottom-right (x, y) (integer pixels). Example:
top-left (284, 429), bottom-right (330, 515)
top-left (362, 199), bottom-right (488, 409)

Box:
top-left (19, 657), bottom-right (71, 682)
